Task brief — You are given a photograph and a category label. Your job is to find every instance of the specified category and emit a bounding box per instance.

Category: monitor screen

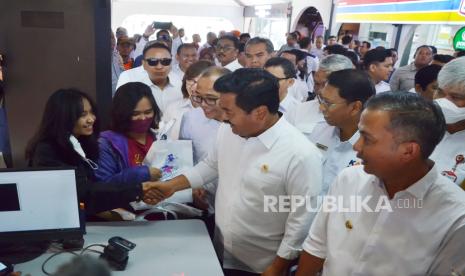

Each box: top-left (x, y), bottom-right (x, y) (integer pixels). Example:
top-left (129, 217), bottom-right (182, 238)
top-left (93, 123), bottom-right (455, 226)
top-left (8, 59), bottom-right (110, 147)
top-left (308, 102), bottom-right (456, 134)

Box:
top-left (0, 168), bottom-right (82, 242)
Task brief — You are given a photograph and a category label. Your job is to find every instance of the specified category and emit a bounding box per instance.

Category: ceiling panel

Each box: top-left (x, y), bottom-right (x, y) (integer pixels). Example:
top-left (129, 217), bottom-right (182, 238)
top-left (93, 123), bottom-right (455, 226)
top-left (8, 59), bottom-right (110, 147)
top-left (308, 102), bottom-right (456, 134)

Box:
top-left (112, 0), bottom-right (289, 6)
top-left (241, 0), bottom-right (289, 5)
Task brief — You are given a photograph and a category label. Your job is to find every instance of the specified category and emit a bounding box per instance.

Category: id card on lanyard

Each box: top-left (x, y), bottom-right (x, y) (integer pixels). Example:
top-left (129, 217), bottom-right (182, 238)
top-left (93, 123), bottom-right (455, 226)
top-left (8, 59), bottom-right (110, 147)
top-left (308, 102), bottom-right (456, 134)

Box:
top-left (441, 154), bottom-right (465, 183)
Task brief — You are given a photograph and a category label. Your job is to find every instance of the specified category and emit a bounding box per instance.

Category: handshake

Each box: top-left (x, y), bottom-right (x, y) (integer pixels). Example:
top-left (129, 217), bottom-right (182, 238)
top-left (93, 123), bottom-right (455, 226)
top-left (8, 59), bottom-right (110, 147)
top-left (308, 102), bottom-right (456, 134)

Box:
top-left (138, 175), bottom-right (208, 210)
top-left (140, 181), bottom-right (175, 206)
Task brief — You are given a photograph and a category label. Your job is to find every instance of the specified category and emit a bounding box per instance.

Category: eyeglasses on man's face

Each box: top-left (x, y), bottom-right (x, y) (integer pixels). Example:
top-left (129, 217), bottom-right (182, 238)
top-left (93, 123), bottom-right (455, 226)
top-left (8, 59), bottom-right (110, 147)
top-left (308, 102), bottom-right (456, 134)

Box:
top-left (190, 95), bottom-right (219, 106)
top-left (316, 94), bottom-right (347, 109)
top-left (157, 34), bottom-right (171, 41)
top-left (215, 45), bottom-right (235, 52)
top-left (145, 58), bottom-right (172, 66)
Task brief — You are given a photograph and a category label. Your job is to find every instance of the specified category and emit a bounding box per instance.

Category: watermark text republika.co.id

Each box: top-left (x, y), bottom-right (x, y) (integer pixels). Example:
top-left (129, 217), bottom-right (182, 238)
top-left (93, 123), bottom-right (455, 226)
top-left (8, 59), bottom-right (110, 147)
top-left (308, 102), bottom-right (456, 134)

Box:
top-left (264, 195), bottom-right (423, 213)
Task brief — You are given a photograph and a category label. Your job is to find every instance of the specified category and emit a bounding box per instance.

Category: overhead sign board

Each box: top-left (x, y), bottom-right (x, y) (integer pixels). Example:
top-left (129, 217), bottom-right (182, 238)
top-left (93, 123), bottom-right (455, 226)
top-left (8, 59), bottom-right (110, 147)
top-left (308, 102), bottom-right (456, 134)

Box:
top-left (336, 0), bottom-right (465, 24)
top-left (453, 26), bottom-right (465, 50)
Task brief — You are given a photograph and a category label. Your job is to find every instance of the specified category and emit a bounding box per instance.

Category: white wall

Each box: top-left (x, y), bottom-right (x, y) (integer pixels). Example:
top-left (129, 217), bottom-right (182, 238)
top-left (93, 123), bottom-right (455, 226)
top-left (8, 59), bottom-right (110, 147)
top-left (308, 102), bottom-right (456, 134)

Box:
top-left (357, 23), bottom-right (396, 48)
top-left (290, 0), bottom-right (333, 30)
top-left (112, 1), bottom-right (244, 32)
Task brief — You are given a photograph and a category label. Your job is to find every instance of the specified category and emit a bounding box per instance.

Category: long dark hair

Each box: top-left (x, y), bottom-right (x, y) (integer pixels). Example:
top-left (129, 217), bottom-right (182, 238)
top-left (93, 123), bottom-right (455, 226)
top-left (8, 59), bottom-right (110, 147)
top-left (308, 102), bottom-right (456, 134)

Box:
top-left (110, 82), bottom-right (161, 133)
top-left (25, 88), bottom-right (100, 164)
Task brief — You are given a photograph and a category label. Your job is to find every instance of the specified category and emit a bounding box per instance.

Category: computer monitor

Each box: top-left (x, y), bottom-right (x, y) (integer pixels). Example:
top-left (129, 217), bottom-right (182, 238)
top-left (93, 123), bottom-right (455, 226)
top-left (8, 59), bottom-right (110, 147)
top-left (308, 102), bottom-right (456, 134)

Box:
top-left (0, 168), bottom-right (83, 242)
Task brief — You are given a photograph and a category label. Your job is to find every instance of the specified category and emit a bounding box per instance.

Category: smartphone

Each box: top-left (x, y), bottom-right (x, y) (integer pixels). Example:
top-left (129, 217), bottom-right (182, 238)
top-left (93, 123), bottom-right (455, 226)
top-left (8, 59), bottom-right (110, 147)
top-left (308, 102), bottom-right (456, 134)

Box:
top-left (152, 21), bottom-right (172, 30)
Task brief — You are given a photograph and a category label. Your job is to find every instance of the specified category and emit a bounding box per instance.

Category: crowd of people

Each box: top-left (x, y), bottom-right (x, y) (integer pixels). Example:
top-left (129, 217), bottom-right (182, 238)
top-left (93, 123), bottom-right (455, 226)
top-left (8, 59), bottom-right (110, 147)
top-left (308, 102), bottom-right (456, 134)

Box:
top-left (7, 24), bottom-right (465, 275)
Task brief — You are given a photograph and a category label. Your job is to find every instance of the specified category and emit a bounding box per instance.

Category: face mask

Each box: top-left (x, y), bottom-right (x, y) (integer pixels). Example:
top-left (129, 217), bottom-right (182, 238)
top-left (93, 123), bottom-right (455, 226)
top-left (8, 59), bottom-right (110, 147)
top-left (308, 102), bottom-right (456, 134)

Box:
top-left (435, 98), bottom-right (465, 124)
top-left (70, 135), bottom-right (86, 159)
top-left (69, 135), bottom-right (98, 170)
top-left (129, 117), bottom-right (153, 133)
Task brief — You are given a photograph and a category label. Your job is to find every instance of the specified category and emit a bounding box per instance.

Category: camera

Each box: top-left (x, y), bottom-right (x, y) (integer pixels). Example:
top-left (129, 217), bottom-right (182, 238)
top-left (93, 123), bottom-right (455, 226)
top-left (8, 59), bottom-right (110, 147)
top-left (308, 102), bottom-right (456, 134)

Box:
top-left (100, 236), bottom-right (136, 271)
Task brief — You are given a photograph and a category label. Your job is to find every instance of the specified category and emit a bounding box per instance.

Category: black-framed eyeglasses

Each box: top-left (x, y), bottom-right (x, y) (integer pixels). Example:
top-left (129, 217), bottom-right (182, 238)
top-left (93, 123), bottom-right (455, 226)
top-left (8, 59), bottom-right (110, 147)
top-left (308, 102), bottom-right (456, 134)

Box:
top-left (145, 58), bottom-right (172, 66)
top-left (157, 34), bottom-right (171, 41)
top-left (316, 94), bottom-right (346, 109)
top-left (190, 95), bottom-right (219, 106)
top-left (215, 45), bottom-right (235, 52)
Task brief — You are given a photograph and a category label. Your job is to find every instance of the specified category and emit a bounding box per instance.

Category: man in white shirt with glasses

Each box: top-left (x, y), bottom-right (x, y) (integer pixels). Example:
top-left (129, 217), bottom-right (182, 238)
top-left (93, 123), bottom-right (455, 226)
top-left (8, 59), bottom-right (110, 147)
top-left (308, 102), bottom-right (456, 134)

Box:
top-left (149, 68), bottom-right (322, 276)
top-left (215, 35), bottom-right (242, 72)
top-left (310, 69), bottom-right (375, 195)
top-left (296, 92), bottom-right (465, 276)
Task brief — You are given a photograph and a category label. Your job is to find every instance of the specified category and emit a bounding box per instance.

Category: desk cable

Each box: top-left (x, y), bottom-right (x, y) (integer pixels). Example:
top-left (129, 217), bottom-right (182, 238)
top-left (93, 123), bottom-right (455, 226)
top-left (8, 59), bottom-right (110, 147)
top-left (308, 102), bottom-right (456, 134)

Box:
top-left (41, 244), bottom-right (106, 275)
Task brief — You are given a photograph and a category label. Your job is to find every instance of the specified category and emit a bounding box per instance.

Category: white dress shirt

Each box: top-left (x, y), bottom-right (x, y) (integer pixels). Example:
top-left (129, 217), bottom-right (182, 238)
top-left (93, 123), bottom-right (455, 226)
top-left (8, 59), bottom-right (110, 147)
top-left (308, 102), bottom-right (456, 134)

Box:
top-left (179, 107), bottom-right (221, 215)
top-left (427, 224), bottom-right (465, 275)
top-left (430, 129), bottom-right (465, 186)
top-left (310, 47), bottom-right (325, 60)
top-left (306, 74), bottom-right (315, 94)
top-left (286, 99), bottom-right (325, 132)
top-left (279, 94), bottom-right (300, 118)
top-left (179, 107), bottom-right (220, 164)
top-left (198, 42), bottom-right (212, 55)
top-left (389, 62), bottom-right (417, 92)
top-left (160, 98), bottom-right (192, 140)
top-left (183, 117), bottom-right (322, 273)
top-left (303, 58), bottom-right (316, 94)
top-left (170, 36), bottom-right (183, 66)
top-left (117, 66), bottom-right (183, 114)
top-left (309, 122), bottom-right (361, 194)
top-left (111, 51), bottom-right (124, 96)
top-left (301, 49), bottom-right (318, 94)
top-left (224, 58), bottom-right (242, 72)
top-left (171, 63), bottom-right (185, 80)
top-left (288, 78), bottom-right (309, 102)
top-left (375, 80), bottom-right (391, 94)
top-left (133, 37), bottom-right (148, 59)
top-left (303, 165), bottom-right (465, 276)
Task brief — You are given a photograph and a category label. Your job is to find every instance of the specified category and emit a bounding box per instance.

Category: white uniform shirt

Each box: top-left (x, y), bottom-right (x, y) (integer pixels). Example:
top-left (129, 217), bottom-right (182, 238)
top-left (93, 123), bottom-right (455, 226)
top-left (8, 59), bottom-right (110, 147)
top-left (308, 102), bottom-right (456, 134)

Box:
top-left (179, 107), bottom-right (221, 214)
top-left (170, 36), bottom-right (183, 66)
top-left (286, 99), bottom-right (325, 132)
top-left (375, 81), bottom-right (391, 94)
top-left (303, 165), bottom-right (465, 276)
top-left (306, 73), bottom-right (315, 94)
top-left (430, 129), bottom-right (465, 186)
top-left (183, 118), bottom-right (322, 273)
top-left (171, 63), bottom-right (184, 80)
top-left (288, 78), bottom-right (309, 102)
top-left (160, 98), bottom-right (192, 140)
top-left (179, 107), bottom-right (220, 164)
top-left (310, 47), bottom-right (325, 60)
top-left (198, 42), bottom-right (213, 55)
top-left (133, 37), bottom-right (148, 59)
top-left (309, 122), bottom-right (361, 194)
top-left (301, 50), bottom-right (319, 93)
top-left (279, 94), bottom-right (300, 119)
top-left (224, 59), bottom-right (242, 72)
top-left (117, 66), bottom-right (183, 114)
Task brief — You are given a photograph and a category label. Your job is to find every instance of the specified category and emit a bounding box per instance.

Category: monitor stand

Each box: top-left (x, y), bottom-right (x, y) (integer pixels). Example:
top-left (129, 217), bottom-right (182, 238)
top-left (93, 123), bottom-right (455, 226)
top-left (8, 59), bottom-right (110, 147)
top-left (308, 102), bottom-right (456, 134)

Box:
top-left (0, 241), bottom-right (50, 264)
